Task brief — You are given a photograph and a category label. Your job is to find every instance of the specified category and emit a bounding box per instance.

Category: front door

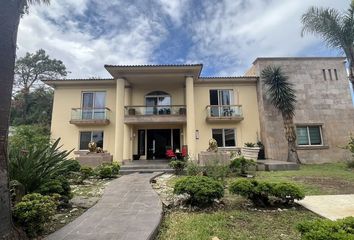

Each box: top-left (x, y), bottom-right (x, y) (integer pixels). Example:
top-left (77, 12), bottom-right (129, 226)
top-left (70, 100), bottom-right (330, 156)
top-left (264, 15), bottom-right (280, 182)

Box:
top-left (147, 129), bottom-right (171, 159)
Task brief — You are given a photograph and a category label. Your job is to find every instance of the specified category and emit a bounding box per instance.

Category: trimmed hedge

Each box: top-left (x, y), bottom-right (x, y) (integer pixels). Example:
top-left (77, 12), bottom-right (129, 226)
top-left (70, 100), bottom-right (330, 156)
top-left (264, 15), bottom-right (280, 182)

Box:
top-left (174, 176), bottom-right (224, 206)
top-left (13, 193), bottom-right (58, 237)
top-left (297, 217), bottom-right (354, 240)
top-left (229, 179), bottom-right (304, 207)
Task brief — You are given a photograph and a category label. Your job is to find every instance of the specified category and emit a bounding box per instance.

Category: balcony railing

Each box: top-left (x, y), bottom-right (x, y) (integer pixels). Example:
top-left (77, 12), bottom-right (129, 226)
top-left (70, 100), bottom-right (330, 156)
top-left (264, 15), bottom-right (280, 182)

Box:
top-left (125, 105), bottom-right (186, 116)
top-left (206, 105), bottom-right (243, 122)
top-left (70, 108), bottom-right (111, 125)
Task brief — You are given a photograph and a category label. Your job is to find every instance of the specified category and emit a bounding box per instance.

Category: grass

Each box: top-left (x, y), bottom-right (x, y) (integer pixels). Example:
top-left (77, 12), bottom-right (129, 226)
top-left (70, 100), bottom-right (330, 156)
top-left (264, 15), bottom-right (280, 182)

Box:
top-left (256, 163), bottom-right (354, 195)
top-left (156, 163), bottom-right (354, 240)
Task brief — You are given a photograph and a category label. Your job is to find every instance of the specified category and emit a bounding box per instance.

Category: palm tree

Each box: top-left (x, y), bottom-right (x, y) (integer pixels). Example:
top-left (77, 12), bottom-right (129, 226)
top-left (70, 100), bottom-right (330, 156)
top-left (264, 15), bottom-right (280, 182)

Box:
top-left (261, 66), bottom-right (301, 164)
top-left (0, 0), bottom-right (49, 238)
top-left (301, 1), bottom-right (354, 86)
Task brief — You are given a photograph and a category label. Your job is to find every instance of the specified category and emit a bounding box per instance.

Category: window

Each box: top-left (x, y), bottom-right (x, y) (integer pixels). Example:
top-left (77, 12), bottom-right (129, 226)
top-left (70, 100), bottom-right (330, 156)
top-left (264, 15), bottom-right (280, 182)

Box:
top-left (209, 89), bottom-right (234, 117)
top-left (322, 69), bottom-right (327, 81)
top-left (334, 69), bottom-right (338, 80)
top-left (328, 69), bottom-right (333, 80)
top-left (145, 91), bottom-right (171, 115)
top-left (80, 131), bottom-right (104, 150)
top-left (212, 129), bottom-right (236, 147)
top-left (82, 91), bottom-right (106, 119)
top-left (296, 126), bottom-right (322, 146)
top-left (138, 130), bottom-right (145, 155)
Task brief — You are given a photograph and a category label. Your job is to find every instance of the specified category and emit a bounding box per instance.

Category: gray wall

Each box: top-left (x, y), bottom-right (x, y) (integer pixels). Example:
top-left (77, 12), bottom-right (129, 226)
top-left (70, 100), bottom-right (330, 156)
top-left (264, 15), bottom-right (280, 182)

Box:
top-left (252, 58), bottom-right (354, 163)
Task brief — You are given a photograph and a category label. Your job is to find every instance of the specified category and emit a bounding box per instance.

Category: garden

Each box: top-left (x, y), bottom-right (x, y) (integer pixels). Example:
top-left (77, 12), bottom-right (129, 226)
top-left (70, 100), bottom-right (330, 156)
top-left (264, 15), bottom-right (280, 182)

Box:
top-left (7, 125), bottom-right (120, 239)
top-left (153, 138), bottom-right (354, 240)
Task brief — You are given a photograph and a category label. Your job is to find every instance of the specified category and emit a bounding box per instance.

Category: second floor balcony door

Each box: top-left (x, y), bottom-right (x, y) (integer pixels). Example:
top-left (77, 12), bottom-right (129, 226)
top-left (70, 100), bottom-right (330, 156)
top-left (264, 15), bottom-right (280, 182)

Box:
top-left (210, 89), bottom-right (234, 117)
top-left (82, 92), bottom-right (106, 120)
top-left (145, 91), bottom-right (171, 115)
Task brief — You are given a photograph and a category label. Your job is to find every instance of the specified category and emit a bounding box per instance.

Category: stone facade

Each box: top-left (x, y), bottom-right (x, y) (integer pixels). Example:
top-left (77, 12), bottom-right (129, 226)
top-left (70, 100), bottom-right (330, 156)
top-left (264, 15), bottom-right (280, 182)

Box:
top-left (248, 57), bottom-right (354, 163)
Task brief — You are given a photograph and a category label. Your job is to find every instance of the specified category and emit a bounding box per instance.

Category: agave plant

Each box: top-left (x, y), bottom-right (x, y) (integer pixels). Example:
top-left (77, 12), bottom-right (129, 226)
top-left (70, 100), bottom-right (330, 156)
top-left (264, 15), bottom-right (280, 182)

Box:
top-left (9, 138), bottom-right (74, 193)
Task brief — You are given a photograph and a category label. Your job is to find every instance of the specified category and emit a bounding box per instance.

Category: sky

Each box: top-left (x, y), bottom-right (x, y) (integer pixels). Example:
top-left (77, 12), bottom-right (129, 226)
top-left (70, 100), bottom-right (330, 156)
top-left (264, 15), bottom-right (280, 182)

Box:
top-left (17, 0), bottom-right (350, 78)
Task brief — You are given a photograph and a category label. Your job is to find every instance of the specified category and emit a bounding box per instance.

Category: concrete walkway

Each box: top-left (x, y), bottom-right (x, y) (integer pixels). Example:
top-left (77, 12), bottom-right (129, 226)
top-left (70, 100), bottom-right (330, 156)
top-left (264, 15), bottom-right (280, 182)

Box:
top-left (297, 194), bottom-right (354, 220)
top-left (46, 172), bottom-right (163, 240)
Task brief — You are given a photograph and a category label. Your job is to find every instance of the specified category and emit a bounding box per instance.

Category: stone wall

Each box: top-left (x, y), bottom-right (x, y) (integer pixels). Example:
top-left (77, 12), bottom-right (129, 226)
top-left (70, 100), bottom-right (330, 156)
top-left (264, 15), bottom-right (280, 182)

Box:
top-left (251, 58), bottom-right (354, 163)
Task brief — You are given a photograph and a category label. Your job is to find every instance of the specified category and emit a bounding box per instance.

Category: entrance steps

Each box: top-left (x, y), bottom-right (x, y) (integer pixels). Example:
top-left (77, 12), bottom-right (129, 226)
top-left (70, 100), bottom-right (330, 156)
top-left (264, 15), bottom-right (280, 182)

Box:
top-left (256, 160), bottom-right (300, 171)
top-left (120, 160), bottom-right (174, 175)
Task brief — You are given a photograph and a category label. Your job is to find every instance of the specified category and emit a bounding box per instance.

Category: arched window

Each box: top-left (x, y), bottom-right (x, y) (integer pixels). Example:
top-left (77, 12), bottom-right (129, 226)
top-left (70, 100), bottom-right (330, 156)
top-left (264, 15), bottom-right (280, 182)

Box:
top-left (145, 91), bottom-right (171, 106)
top-left (145, 91), bottom-right (171, 115)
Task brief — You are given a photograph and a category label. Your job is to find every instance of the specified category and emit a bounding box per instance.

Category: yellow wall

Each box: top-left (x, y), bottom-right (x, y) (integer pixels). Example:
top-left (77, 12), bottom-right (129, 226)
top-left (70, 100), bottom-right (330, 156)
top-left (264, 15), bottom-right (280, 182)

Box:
top-left (50, 80), bottom-right (260, 161)
top-left (193, 83), bottom-right (261, 154)
top-left (51, 85), bottom-right (116, 159)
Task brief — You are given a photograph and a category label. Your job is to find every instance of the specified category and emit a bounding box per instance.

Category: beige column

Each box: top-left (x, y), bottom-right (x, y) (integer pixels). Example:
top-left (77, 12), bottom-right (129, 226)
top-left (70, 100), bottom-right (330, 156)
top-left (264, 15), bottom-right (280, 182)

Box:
top-left (114, 78), bottom-right (125, 162)
top-left (185, 76), bottom-right (196, 159)
top-left (123, 87), bottom-right (132, 161)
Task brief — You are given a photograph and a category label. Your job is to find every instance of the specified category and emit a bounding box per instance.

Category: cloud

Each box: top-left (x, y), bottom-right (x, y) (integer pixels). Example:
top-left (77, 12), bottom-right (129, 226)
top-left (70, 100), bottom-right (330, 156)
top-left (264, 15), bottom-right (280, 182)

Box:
top-left (17, 0), bottom-right (351, 78)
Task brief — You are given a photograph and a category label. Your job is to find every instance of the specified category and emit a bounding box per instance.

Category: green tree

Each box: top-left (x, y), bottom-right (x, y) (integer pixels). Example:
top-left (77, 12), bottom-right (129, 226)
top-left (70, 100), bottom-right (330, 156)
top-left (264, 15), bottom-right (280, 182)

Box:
top-left (14, 49), bottom-right (66, 122)
top-left (11, 87), bottom-right (54, 126)
top-left (261, 66), bottom-right (300, 164)
top-left (301, 1), bottom-right (354, 86)
top-left (0, 0), bottom-right (50, 239)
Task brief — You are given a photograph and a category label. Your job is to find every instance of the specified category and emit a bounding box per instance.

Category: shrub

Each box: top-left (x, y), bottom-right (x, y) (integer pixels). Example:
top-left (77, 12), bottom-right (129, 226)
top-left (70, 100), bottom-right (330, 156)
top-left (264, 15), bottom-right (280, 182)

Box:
top-left (174, 176), bottom-right (224, 206)
top-left (96, 164), bottom-right (113, 178)
top-left (65, 160), bottom-right (81, 173)
top-left (186, 160), bottom-right (201, 176)
top-left (37, 176), bottom-right (72, 199)
top-left (13, 193), bottom-right (58, 237)
top-left (229, 156), bottom-right (256, 175)
top-left (244, 142), bottom-right (256, 147)
top-left (9, 138), bottom-right (74, 194)
top-left (111, 162), bottom-right (120, 175)
top-left (229, 179), bottom-right (304, 207)
top-left (169, 160), bottom-right (187, 175)
top-left (203, 163), bottom-right (229, 182)
top-left (271, 182), bottom-right (305, 204)
top-left (80, 166), bottom-right (94, 179)
top-left (297, 217), bottom-right (354, 240)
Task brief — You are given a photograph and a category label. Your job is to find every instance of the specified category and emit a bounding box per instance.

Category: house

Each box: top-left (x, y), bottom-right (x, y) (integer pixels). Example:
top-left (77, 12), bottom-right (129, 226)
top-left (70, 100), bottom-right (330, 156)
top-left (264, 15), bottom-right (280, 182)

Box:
top-left (43, 57), bottom-right (354, 164)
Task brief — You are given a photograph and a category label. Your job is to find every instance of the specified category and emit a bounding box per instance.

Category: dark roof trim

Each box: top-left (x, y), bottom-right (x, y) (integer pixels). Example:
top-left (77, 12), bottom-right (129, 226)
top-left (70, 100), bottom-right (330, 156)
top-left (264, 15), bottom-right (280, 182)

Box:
top-left (42, 78), bottom-right (114, 82)
top-left (104, 63), bottom-right (203, 68)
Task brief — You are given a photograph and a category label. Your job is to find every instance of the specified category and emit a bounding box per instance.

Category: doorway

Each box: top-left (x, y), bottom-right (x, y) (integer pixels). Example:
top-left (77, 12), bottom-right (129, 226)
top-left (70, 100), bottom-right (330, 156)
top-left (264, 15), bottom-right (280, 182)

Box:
top-left (145, 129), bottom-right (181, 160)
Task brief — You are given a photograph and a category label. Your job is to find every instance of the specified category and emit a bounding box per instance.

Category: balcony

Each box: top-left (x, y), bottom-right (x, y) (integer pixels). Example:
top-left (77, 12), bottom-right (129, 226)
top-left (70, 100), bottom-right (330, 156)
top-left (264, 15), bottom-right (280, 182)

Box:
top-left (124, 105), bottom-right (186, 124)
top-left (70, 108), bottom-right (111, 126)
top-left (206, 105), bottom-right (244, 122)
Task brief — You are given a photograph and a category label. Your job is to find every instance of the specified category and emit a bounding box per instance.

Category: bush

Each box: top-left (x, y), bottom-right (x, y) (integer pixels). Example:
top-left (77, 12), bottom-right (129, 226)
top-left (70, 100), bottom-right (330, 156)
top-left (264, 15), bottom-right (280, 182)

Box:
top-left (9, 138), bottom-right (74, 194)
top-left (297, 217), bottom-right (354, 240)
top-left (65, 160), bottom-right (81, 173)
top-left (13, 193), bottom-right (58, 237)
top-left (202, 158), bottom-right (230, 182)
top-left (80, 166), bottom-right (94, 179)
top-left (169, 160), bottom-right (187, 175)
top-left (174, 176), bottom-right (224, 206)
top-left (9, 125), bottom-right (50, 152)
top-left (111, 162), bottom-right (120, 175)
top-left (229, 179), bottom-right (304, 207)
top-left (37, 176), bottom-right (72, 198)
top-left (97, 165), bottom-right (113, 178)
top-left (229, 156), bottom-right (256, 175)
top-left (244, 142), bottom-right (256, 147)
top-left (186, 160), bottom-right (202, 176)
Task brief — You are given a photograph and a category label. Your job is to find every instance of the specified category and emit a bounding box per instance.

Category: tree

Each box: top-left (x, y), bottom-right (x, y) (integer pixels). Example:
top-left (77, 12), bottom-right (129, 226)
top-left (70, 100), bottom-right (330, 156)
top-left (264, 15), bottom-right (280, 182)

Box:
top-left (11, 87), bottom-right (54, 127)
top-left (261, 66), bottom-right (301, 164)
top-left (0, 0), bottom-right (50, 239)
top-left (301, 1), bottom-right (354, 86)
top-left (14, 49), bottom-right (66, 121)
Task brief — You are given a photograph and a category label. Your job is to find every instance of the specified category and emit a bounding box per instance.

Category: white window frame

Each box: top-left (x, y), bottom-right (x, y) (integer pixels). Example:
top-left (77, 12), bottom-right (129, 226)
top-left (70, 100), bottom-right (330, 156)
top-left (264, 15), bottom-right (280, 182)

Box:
top-left (296, 126), bottom-right (323, 146)
top-left (79, 130), bottom-right (104, 150)
top-left (212, 128), bottom-right (236, 148)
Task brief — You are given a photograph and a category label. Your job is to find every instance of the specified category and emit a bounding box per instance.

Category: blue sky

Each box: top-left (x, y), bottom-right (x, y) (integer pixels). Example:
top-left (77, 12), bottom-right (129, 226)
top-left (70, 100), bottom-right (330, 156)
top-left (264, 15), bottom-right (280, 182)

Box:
top-left (17, 0), bottom-right (349, 78)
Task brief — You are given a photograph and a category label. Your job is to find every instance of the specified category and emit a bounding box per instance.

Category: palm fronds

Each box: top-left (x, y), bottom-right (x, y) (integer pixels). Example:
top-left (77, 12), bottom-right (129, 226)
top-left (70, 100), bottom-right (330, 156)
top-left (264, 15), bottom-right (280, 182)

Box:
top-left (261, 65), bottom-right (297, 117)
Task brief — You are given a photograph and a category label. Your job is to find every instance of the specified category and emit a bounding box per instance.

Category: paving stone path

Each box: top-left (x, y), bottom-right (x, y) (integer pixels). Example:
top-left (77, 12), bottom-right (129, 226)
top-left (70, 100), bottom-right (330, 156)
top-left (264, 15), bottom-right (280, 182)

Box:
top-left (46, 172), bottom-right (163, 240)
top-left (297, 194), bottom-right (354, 220)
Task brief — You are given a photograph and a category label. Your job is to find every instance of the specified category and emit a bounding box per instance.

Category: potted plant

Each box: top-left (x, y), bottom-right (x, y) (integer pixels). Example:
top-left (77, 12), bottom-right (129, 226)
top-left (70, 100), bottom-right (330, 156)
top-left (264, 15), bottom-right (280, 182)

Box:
top-left (128, 108), bottom-right (136, 115)
top-left (241, 142), bottom-right (261, 160)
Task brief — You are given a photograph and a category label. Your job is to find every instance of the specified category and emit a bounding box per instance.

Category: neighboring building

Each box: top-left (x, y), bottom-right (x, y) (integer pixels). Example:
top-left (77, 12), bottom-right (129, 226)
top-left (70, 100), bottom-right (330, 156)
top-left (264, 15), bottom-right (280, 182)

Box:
top-left (43, 57), bottom-right (354, 163)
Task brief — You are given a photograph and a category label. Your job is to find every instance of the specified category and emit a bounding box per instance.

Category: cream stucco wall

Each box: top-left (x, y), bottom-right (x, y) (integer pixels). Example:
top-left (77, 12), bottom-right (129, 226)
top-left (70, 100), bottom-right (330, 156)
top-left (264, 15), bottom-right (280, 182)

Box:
top-left (51, 84), bottom-right (116, 159)
top-left (193, 83), bottom-right (261, 154)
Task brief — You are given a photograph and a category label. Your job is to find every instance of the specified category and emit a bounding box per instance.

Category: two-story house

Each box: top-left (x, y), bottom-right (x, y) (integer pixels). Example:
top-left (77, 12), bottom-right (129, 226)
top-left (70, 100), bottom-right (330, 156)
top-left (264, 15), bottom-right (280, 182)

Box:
top-left (43, 57), bottom-right (354, 164)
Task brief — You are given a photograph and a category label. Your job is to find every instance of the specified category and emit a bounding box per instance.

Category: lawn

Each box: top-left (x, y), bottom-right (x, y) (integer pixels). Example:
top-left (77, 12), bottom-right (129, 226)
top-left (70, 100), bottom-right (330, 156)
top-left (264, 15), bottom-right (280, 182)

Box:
top-left (156, 163), bottom-right (354, 240)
